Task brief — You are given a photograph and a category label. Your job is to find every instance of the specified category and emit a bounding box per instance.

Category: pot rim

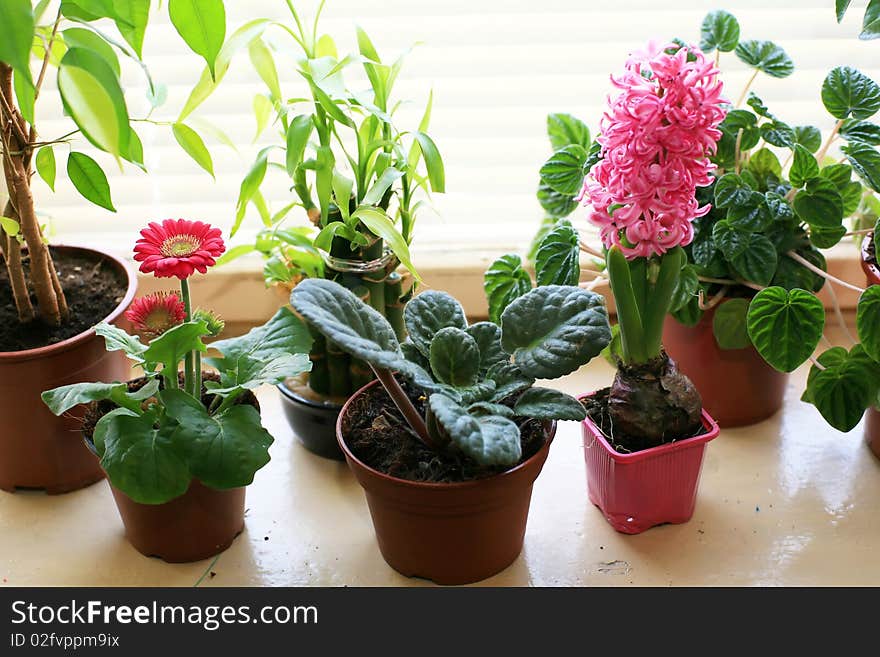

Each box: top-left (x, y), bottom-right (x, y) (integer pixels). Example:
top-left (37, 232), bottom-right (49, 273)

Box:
top-left (336, 378), bottom-right (557, 491)
top-left (579, 390), bottom-right (719, 464)
top-left (277, 380), bottom-right (344, 410)
top-left (861, 233), bottom-right (879, 286)
top-left (0, 244), bottom-right (137, 362)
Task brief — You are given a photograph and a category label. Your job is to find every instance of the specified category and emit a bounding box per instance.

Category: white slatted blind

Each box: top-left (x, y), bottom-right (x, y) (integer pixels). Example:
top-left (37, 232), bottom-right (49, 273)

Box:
top-left (27, 0), bottom-right (880, 261)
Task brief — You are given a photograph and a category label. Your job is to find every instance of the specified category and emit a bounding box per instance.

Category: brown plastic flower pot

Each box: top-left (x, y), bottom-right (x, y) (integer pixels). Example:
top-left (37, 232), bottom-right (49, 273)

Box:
top-left (662, 307), bottom-right (787, 427)
top-left (109, 480), bottom-right (246, 563)
top-left (861, 235), bottom-right (880, 460)
top-left (336, 380), bottom-right (555, 585)
top-left (0, 246), bottom-right (137, 494)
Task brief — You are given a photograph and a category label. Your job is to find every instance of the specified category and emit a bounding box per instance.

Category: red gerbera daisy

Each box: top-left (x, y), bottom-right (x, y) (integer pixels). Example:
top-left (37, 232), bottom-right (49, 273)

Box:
top-left (125, 292), bottom-right (187, 340)
top-left (133, 219), bottom-right (225, 279)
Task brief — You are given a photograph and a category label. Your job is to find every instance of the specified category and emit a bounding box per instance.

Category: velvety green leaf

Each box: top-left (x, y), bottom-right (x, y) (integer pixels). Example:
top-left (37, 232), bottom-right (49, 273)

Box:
top-left (484, 254), bottom-right (533, 324)
top-left (712, 298), bottom-right (752, 350)
top-left (528, 216), bottom-right (559, 264)
top-left (0, 0), bottom-right (35, 88)
top-left (857, 285), bottom-right (880, 362)
top-left (428, 394), bottom-right (521, 466)
top-left (840, 119), bottom-right (880, 144)
top-left (67, 152), bottom-right (115, 212)
top-left (465, 322), bottom-right (508, 375)
top-left (670, 264), bottom-right (700, 313)
top-left (487, 361), bottom-right (535, 402)
top-left (501, 285), bottom-right (611, 379)
top-left (748, 147), bottom-right (782, 180)
top-left (735, 40), bottom-right (794, 78)
top-left (352, 206), bottom-right (419, 279)
top-left (810, 225), bottom-right (848, 249)
top-left (539, 145), bottom-right (587, 196)
top-left (700, 10), bottom-right (740, 52)
top-left (404, 290), bottom-right (468, 358)
top-left (712, 222), bottom-right (777, 286)
top-left (429, 327), bottom-right (480, 387)
top-left (719, 109), bottom-right (760, 151)
top-left (547, 113), bottom-right (590, 150)
top-left (793, 177), bottom-right (845, 228)
top-left (173, 122), bottom-right (214, 177)
top-left (747, 287), bottom-right (825, 372)
top-left (790, 144), bottom-right (820, 188)
top-left (513, 387), bottom-right (585, 421)
top-left (725, 192), bottom-right (773, 232)
top-left (792, 125), bottom-right (822, 153)
top-left (537, 182), bottom-right (579, 218)
top-left (468, 402), bottom-right (515, 419)
top-left (142, 320), bottom-right (209, 383)
top-left (760, 120), bottom-right (795, 148)
top-left (534, 220), bottom-right (580, 286)
top-left (62, 27), bottom-right (120, 76)
top-left (714, 173), bottom-right (753, 208)
top-left (842, 141), bottom-right (880, 192)
top-left (169, 0), bottom-right (226, 78)
top-left (822, 66), bottom-right (880, 120)
top-left (804, 345), bottom-right (878, 432)
top-left (35, 146), bottom-right (56, 191)
top-left (821, 163), bottom-right (853, 188)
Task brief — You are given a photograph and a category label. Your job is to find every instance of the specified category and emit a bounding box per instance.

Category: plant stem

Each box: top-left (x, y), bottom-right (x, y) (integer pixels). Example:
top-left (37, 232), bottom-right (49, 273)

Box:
top-left (824, 277), bottom-right (856, 345)
top-left (734, 128), bottom-right (744, 174)
top-left (606, 247), bottom-right (646, 363)
top-left (736, 69), bottom-right (759, 107)
top-left (816, 119), bottom-right (845, 164)
top-left (641, 248), bottom-right (685, 359)
top-left (785, 250), bottom-right (865, 293)
top-left (180, 278), bottom-right (196, 397)
top-left (578, 240), bottom-right (605, 259)
top-left (0, 201), bottom-right (34, 321)
top-left (697, 275), bottom-right (765, 292)
top-left (699, 286), bottom-right (729, 311)
top-left (370, 365), bottom-right (434, 449)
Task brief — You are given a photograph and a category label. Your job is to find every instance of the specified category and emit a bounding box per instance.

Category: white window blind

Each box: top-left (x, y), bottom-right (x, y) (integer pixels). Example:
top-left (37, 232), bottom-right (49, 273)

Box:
top-left (27, 0), bottom-right (880, 262)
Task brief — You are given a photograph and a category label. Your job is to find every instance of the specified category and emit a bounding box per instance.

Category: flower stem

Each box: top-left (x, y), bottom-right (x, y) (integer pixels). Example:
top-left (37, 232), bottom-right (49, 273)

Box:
top-left (180, 278), bottom-right (196, 398)
top-left (736, 69), bottom-right (759, 108)
top-left (785, 250), bottom-right (865, 293)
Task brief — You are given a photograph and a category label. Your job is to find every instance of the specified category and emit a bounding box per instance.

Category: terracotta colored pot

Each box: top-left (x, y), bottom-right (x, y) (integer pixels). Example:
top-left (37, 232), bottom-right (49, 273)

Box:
top-left (277, 382), bottom-right (344, 460)
top-left (337, 380), bottom-right (556, 585)
top-left (109, 480), bottom-right (246, 563)
top-left (861, 235), bottom-right (880, 459)
top-left (861, 233), bottom-right (879, 286)
top-left (0, 246), bottom-right (137, 494)
top-left (581, 391), bottom-right (720, 534)
top-left (662, 308), bottom-right (787, 427)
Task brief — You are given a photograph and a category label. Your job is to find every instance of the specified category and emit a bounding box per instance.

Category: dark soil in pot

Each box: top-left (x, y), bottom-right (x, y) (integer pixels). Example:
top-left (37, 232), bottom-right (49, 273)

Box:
top-left (340, 380), bottom-right (548, 483)
top-left (582, 388), bottom-right (708, 454)
top-left (0, 247), bottom-right (127, 352)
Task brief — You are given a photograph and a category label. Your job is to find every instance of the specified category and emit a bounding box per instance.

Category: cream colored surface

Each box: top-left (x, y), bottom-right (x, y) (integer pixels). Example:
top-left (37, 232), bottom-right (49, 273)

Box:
top-left (2, 350), bottom-right (879, 587)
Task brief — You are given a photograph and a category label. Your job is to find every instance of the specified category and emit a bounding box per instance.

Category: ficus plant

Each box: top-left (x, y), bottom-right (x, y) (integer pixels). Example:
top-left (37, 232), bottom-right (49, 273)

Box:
top-left (186, 2), bottom-right (445, 402)
top-left (0, 0), bottom-right (231, 329)
top-left (289, 278), bottom-right (611, 467)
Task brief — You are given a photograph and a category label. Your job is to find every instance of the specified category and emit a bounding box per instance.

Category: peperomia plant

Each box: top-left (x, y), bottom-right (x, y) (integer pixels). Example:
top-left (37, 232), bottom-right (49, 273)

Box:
top-left (41, 218), bottom-right (313, 503)
top-left (290, 278), bottom-right (611, 467)
top-left (836, 0), bottom-right (880, 39)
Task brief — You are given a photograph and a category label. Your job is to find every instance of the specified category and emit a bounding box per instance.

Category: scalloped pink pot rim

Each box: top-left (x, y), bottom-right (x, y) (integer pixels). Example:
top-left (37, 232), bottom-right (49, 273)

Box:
top-left (862, 234), bottom-right (880, 286)
top-left (336, 378), bottom-right (557, 490)
top-left (0, 245), bottom-right (138, 363)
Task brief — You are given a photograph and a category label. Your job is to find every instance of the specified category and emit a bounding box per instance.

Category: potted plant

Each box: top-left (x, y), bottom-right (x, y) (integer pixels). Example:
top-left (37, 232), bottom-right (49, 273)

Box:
top-left (0, 0), bottom-right (228, 491)
top-left (289, 277), bottom-right (611, 584)
top-left (860, 224), bottom-right (880, 456)
top-left (42, 219), bottom-right (313, 562)
top-left (188, 3), bottom-right (444, 459)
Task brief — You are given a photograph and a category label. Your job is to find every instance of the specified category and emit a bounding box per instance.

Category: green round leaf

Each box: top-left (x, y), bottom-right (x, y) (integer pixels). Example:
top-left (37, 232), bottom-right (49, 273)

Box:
top-left (735, 40), bottom-right (794, 78)
top-left (712, 298), bottom-right (752, 350)
top-left (747, 287), bottom-right (825, 372)
top-left (821, 66), bottom-right (880, 120)
top-left (748, 148), bottom-right (782, 180)
top-left (484, 254), bottom-right (533, 324)
top-left (67, 152), bottom-right (115, 212)
top-left (760, 120), bottom-right (795, 148)
top-left (839, 119), bottom-right (880, 144)
top-left (670, 264), bottom-right (700, 313)
top-left (534, 220), bottom-right (580, 286)
top-left (700, 10), bottom-right (740, 52)
top-left (547, 113), bottom-right (590, 150)
top-left (725, 192), bottom-right (773, 232)
top-left (428, 394), bottom-right (521, 467)
top-left (404, 289), bottom-right (468, 359)
top-left (465, 322), bottom-right (508, 375)
top-left (537, 182), bottom-right (579, 218)
top-left (714, 173), bottom-right (753, 208)
top-left (712, 222), bottom-right (777, 286)
top-left (539, 144), bottom-right (588, 196)
top-left (804, 346), bottom-right (878, 432)
top-left (793, 177), bottom-right (844, 228)
top-left (790, 144), bottom-right (820, 188)
top-left (857, 285), bottom-right (880, 362)
top-left (513, 387), bottom-right (586, 421)
top-left (793, 125), bottom-right (822, 153)
top-left (429, 327), bottom-right (480, 387)
top-left (842, 141), bottom-right (880, 192)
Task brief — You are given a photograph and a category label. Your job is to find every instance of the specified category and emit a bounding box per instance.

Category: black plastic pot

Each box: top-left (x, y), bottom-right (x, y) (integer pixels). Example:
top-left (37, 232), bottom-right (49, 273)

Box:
top-left (277, 382), bottom-right (345, 460)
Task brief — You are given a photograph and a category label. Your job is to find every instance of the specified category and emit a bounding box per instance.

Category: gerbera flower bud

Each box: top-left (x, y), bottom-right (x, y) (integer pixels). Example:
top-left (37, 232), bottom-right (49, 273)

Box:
top-left (133, 218), bottom-right (226, 279)
top-left (193, 308), bottom-right (225, 337)
top-left (125, 292), bottom-right (186, 340)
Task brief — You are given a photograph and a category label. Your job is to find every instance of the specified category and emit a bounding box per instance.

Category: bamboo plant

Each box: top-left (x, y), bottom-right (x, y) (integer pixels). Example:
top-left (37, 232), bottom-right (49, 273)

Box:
top-left (195, 2), bottom-right (445, 401)
top-left (0, 0), bottom-right (229, 329)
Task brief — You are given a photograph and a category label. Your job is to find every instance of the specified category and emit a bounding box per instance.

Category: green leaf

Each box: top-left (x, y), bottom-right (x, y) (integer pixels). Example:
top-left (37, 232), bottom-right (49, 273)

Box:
top-left (142, 320), bottom-right (209, 383)
top-left (513, 387), bottom-right (586, 421)
top-left (0, 216), bottom-right (19, 236)
top-left (821, 66), bottom-right (880, 120)
top-left (804, 346), bottom-right (879, 432)
top-left (790, 144), bottom-right (820, 188)
top-left (747, 287), bottom-right (825, 372)
top-left (537, 182), bottom-right (579, 218)
top-left (670, 264), bottom-right (700, 313)
top-left (760, 120), bottom-right (795, 148)
top-left (725, 192), bottom-right (773, 232)
top-left (484, 254), bottom-right (533, 324)
top-left (42, 381), bottom-right (143, 416)
top-left (13, 66), bottom-right (34, 124)
top-left (862, 0), bottom-right (880, 39)
top-left (428, 394), bottom-right (521, 467)
top-left (772, 248), bottom-right (826, 291)
top-left (735, 40), bottom-right (794, 78)
top-left (352, 206), bottom-right (419, 279)
top-left (810, 225), bottom-right (848, 250)
top-left (712, 222), bottom-right (777, 286)
top-left (252, 93), bottom-right (273, 141)
top-left (169, 0), bottom-right (226, 79)
top-left (857, 285), bottom-right (880, 362)
top-left (719, 109), bottom-right (760, 152)
top-left (464, 322), bottom-right (508, 376)
top-left (113, 0), bottom-right (150, 58)
top-left (0, 0), bottom-right (35, 88)
top-left (35, 146), bottom-right (56, 191)
top-left (792, 125), bottom-right (822, 153)
top-left (404, 289), bottom-right (468, 359)
top-left (821, 163), bottom-right (853, 188)
top-left (98, 409), bottom-right (191, 504)
top-left (411, 131), bottom-right (445, 193)
top-left (840, 119), bottom-right (880, 144)
top-left (429, 327), bottom-right (480, 387)
top-left (248, 37), bottom-right (280, 100)
top-left (547, 113), bottom-right (590, 150)
top-left (842, 141), bottom-right (880, 192)
top-left (793, 177), bottom-right (844, 228)
top-left (748, 148), bottom-right (782, 180)
top-left (501, 285), bottom-right (610, 380)
top-left (712, 298), bottom-right (752, 350)
top-left (539, 145), bottom-right (587, 196)
top-left (285, 114), bottom-right (314, 177)
top-left (172, 122), bottom-right (214, 177)
top-left (62, 26), bottom-right (120, 76)
top-left (67, 152), bottom-right (115, 212)
top-left (362, 167), bottom-right (404, 207)
top-left (714, 173), bottom-right (753, 208)
top-left (534, 220), bottom-right (580, 286)
top-left (234, 147), bottom-right (270, 235)
top-left (95, 322), bottom-right (147, 363)
top-left (837, 0), bottom-right (853, 22)
top-left (161, 389), bottom-right (273, 489)
top-left (700, 10), bottom-right (740, 52)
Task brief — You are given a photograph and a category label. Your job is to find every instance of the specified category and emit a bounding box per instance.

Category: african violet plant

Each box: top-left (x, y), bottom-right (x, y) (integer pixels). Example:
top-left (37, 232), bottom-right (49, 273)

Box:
top-left (41, 218), bottom-right (313, 503)
top-left (290, 278), bottom-right (611, 466)
top-left (189, 2), bottom-right (444, 401)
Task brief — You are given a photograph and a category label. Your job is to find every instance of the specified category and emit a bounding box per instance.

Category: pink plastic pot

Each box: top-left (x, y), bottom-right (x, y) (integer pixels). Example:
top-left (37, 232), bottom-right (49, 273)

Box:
top-left (580, 392), bottom-right (720, 534)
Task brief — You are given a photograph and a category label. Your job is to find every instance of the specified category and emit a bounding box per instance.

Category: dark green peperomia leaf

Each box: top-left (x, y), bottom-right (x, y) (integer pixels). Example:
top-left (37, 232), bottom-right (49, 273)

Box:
top-left (747, 93), bottom-right (774, 119)
top-left (793, 177), bottom-right (845, 228)
top-left (712, 298), bottom-right (751, 350)
top-left (714, 173), bottom-right (753, 208)
top-left (760, 120), bottom-right (795, 148)
top-left (772, 249), bottom-right (826, 292)
top-left (857, 285), bottom-right (880, 362)
top-left (539, 145), bottom-right (588, 196)
top-left (842, 141), bottom-right (880, 192)
top-left (840, 119), bottom-right (880, 145)
top-left (862, 0), bottom-right (880, 40)
top-left (547, 113), bottom-right (590, 150)
top-left (534, 219), bottom-right (580, 286)
top-left (712, 222), bottom-right (777, 286)
top-left (747, 287), bottom-right (825, 372)
top-left (719, 109), bottom-right (760, 152)
top-left (821, 66), bottom-right (880, 120)
top-left (404, 290), bottom-right (468, 359)
top-left (501, 285), bottom-right (611, 379)
top-left (429, 327), bottom-right (481, 387)
top-left (513, 387), bottom-right (586, 421)
top-left (725, 192), bottom-right (773, 232)
top-left (810, 225), bottom-right (848, 249)
top-left (428, 394), bottom-right (521, 466)
top-left (484, 254), bottom-right (533, 324)
top-left (748, 147), bottom-right (782, 180)
top-left (670, 264), bottom-right (700, 313)
top-left (537, 182), bottom-right (579, 218)
top-left (700, 10), bottom-right (740, 52)
top-left (465, 322), bottom-right (509, 375)
top-left (821, 163), bottom-right (854, 188)
top-left (735, 40), bottom-right (794, 78)
top-left (793, 125), bottom-right (822, 153)
top-left (802, 345), bottom-right (880, 432)
top-left (790, 144), bottom-right (820, 188)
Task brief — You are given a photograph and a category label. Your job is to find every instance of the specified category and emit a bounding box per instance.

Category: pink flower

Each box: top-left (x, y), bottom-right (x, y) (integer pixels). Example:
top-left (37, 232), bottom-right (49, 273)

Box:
top-left (134, 219), bottom-right (225, 279)
top-left (125, 292), bottom-right (186, 340)
top-left (580, 43), bottom-right (727, 258)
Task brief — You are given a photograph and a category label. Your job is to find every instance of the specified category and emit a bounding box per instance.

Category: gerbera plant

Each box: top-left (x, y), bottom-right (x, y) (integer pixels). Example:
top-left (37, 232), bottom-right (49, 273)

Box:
top-left (40, 219), bottom-right (313, 504)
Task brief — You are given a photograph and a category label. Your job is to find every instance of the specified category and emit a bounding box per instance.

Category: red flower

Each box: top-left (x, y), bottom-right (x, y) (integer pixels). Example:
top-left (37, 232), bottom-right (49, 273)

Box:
top-left (133, 219), bottom-right (225, 279)
top-left (125, 292), bottom-right (187, 340)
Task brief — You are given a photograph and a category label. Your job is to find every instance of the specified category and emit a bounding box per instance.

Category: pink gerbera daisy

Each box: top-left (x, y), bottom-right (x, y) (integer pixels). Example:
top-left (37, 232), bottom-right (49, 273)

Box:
top-left (133, 219), bottom-right (225, 279)
top-left (124, 292), bottom-right (186, 340)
